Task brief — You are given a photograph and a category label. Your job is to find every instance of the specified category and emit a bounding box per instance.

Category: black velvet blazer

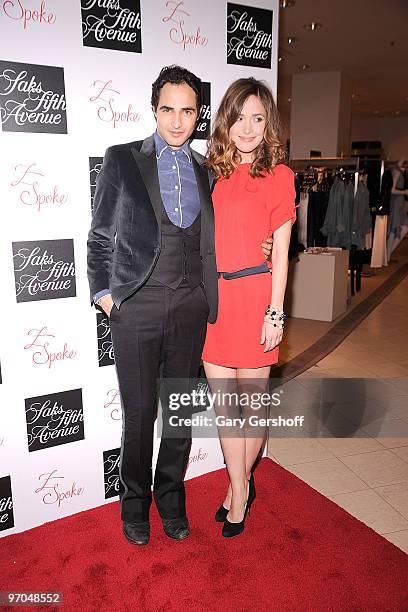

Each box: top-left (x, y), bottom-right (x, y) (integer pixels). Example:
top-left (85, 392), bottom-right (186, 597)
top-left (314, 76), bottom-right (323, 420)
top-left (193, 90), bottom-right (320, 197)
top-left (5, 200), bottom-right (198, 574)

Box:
top-left (87, 134), bottom-right (218, 323)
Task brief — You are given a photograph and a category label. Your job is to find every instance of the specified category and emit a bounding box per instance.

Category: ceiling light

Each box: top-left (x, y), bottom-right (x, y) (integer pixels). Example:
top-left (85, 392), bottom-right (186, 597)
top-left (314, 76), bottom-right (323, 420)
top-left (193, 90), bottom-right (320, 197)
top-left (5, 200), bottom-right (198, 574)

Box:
top-left (288, 98), bottom-right (292, 103)
top-left (278, 56), bottom-right (283, 62)
top-left (395, 110), bottom-right (400, 115)
top-left (281, 0), bottom-right (296, 7)
top-left (297, 64), bottom-right (309, 70)
top-left (303, 22), bottom-right (322, 31)
top-left (287, 37), bottom-right (297, 44)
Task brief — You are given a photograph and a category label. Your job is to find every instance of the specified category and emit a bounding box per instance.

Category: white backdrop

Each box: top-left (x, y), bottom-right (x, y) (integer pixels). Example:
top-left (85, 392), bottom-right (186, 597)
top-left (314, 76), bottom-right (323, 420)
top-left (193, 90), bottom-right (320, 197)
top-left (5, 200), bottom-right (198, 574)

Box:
top-left (0, 0), bottom-right (279, 536)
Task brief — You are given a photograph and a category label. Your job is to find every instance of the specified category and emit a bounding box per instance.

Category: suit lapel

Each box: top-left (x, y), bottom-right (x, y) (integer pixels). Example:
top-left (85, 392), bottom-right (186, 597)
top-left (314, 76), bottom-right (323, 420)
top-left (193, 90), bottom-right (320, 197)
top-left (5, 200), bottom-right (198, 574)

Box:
top-left (130, 135), bottom-right (162, 227)
top-left (131, 136), bottom-right (215, 256)
top-left (191, 151), bottom-right (215, 257)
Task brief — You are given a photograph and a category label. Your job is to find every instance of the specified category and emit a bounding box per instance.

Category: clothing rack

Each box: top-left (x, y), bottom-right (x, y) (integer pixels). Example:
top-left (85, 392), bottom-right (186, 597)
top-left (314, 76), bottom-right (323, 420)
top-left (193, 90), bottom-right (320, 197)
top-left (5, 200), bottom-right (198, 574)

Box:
top-left (290, 157), bottom-right (372, 297)
top-left (290, 157), bottom-right (360, 194)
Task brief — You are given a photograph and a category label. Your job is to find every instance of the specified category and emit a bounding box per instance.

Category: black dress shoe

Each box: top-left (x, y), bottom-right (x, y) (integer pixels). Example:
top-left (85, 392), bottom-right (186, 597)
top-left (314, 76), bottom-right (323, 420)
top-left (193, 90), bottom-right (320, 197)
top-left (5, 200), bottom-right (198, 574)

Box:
top-left (162, 516), bottom-right (190, 540)
top-left (123, 521), bottom-right (150, 545)
top-left (215, 504), bottom-right (229, 523)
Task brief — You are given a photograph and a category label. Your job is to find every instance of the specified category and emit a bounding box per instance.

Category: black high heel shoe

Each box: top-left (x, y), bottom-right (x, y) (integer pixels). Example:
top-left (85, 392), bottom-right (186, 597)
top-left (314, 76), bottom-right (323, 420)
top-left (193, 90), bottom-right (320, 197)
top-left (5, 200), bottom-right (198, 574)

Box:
top-left (222, 474), bottom-right (256, 538)
top-left (215, 474), bottom-right (256, 522)
top-left (215, 504), bottom-right (229, 523)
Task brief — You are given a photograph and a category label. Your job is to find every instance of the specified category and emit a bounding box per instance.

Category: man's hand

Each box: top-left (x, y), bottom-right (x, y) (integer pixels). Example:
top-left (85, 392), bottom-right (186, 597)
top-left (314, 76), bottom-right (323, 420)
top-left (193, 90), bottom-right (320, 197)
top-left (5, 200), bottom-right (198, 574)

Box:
top-left (98, 294), bottom-right (114, 317)
top-left (261, 235), bottom-right (273, 262)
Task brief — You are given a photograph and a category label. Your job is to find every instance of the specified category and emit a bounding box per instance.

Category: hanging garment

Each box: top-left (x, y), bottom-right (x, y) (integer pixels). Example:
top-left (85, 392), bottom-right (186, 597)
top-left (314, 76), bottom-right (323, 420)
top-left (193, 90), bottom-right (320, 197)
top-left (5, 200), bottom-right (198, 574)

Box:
top-left (307, 189), bottom-right (329, 247)
top-left (351, 182), bottom-right (372, 250)
top-left (297, 192), bottom-right (309, 248)
top-left (341, 181), bottom-right (355, 248)
top-left (321, 178), bottom-right (346, 247)
top-left (377, 169), bottom-right (392, 215)
top-left (388, 169), bottom-right (407, 240)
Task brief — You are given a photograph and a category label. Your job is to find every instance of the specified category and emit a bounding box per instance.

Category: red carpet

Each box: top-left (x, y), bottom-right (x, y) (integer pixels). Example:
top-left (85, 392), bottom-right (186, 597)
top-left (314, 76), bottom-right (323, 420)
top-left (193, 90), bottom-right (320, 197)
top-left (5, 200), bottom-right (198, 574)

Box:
top-left (1, 458), bottom-right (407, 611)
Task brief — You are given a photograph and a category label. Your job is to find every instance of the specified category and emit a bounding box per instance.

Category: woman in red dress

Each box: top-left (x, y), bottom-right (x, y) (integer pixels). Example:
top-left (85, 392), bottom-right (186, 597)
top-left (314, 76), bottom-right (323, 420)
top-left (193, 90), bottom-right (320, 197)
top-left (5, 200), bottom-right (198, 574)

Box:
top-left (202, 78), bottom-right (296, 538)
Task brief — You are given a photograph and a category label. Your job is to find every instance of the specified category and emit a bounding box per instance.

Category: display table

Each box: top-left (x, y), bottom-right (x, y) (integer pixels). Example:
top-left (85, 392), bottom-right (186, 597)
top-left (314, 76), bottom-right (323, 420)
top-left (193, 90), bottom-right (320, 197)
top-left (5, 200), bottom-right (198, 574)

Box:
top-left (285, 250), bottom-right (349, 322)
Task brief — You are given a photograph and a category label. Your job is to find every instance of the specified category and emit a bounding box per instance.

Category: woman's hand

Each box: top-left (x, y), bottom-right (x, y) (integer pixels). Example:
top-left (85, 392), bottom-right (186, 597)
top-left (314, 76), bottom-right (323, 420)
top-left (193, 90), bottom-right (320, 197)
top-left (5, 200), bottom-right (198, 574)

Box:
top-left (260, 320), bottom-right (283, 352)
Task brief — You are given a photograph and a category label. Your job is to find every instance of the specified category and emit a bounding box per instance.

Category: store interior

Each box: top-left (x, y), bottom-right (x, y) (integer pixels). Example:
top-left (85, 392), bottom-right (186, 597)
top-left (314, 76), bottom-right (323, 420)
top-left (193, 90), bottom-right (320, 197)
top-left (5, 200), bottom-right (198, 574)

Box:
top-left (268, 0), bottom-right (408, 555)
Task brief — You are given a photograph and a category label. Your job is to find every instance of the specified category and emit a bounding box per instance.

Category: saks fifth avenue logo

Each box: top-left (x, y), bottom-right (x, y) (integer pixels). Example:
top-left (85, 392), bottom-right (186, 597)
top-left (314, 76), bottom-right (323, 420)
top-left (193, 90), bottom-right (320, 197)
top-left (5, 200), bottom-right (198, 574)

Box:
top-left (25, 389), bottom-right (84, 452)
top-left (0, 476), bottom-right (14, 531)
top-left (2, 0), bottom-right (56, 30)
top-left (89, 157), bottom-right (103, 213)
top-left (227, 3), bottom-right (273, 68)
top-left (162, 1), bottom-right (208, 51)
top-left (13, 239), bottom-right (76, 302)
top-left (104, 388), bottom-right (122, 420)
top-left (103, 448), bottom-right (120, 499)
top-left (97, 312), bottom-right (115, 367)
top-left (0, 60), bottom-right (67, 133)
top-left (89, 79), bottom-right (141, 129)
top-left (24, 326), bottom-right (77, 369)
top-left (35, 469), bottom-right (84, 507)
top-left (195, 81), bottom-right (210, 140)
top-left (81, 0), bottom-right (142, 53)
top-left (10, 162), bottom-right (68, 212)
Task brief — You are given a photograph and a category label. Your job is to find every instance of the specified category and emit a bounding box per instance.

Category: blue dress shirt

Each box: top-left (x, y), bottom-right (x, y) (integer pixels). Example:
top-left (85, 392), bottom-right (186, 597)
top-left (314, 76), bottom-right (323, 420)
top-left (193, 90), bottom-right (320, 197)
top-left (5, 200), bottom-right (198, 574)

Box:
top-left (154, 131), bottom-right (201, 228)
top-left (94, 132), bottom-right (201, 303)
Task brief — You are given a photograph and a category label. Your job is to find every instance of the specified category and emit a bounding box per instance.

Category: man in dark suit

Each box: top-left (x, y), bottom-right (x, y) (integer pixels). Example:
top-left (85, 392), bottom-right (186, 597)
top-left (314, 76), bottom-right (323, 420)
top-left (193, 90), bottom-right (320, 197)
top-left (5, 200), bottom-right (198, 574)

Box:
top-left (88, 65), bottom-right (271, 546)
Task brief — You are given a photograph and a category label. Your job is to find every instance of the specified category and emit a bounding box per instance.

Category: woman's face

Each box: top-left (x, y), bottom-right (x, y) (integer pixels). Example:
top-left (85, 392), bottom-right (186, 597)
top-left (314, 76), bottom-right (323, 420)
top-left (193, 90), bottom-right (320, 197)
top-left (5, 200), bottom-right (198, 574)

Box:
top-left (229, 95), bottom-right (266, 163)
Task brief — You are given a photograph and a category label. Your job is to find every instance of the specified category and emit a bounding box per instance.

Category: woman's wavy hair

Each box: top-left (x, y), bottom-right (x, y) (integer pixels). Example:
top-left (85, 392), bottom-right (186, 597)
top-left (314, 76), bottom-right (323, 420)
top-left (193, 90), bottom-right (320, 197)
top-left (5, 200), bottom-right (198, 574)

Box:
top-left (206, 77), bottom-right (286, 179)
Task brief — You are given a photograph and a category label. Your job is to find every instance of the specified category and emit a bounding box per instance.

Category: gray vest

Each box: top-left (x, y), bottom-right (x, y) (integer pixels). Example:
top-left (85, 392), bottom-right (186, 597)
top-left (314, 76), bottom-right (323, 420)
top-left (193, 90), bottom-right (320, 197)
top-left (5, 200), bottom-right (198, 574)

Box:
top-left (147, 204), bottom-right (202, 289)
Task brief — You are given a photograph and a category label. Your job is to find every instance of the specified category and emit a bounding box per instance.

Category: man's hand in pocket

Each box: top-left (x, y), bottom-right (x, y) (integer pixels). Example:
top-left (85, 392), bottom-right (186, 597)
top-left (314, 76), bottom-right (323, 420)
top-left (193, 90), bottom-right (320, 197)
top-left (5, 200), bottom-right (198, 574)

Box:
top-left (98, 294), bottom-right (114, 317)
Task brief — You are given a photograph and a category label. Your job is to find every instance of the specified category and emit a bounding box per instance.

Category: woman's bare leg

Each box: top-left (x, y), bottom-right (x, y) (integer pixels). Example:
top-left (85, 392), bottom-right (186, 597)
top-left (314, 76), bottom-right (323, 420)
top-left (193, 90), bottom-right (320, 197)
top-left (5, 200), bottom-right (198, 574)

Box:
top-left (203, 361), bottom-right (247, 521)
top-left (237, 366), bottom-right (271, 479)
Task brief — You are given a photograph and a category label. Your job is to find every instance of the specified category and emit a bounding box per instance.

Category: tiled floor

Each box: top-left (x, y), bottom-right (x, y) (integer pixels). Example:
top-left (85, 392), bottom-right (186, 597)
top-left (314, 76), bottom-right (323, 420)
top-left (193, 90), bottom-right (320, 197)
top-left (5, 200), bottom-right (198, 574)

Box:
top-left (279, 237), bottom-right (408, 365)
top-left (268, 240), bottom-right (408, 555)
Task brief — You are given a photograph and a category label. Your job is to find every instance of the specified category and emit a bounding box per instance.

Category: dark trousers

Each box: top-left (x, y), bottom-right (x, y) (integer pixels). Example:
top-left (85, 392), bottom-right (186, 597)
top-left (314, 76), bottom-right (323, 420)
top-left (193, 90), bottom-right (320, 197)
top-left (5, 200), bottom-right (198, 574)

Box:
top-left (109, 283), bottom-right (209, 522)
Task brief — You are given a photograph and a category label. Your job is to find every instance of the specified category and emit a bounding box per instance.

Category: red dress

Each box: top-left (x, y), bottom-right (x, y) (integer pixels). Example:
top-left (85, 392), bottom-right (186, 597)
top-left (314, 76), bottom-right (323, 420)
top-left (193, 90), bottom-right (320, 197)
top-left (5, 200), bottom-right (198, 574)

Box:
top-left (202, 163), bottom-right (296, 368)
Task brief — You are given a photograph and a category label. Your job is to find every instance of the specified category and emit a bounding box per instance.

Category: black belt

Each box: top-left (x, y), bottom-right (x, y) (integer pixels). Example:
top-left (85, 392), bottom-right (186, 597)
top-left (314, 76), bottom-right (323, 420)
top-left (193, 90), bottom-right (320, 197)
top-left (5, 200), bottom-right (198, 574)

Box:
top-left (217, 262), bottom-right (269, 280)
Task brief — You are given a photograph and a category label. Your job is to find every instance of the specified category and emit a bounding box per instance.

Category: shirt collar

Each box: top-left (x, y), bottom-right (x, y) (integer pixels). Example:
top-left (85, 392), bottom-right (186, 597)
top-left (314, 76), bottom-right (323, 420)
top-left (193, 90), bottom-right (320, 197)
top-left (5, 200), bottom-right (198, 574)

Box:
top-left (154, 131), bottom-right (192, 163)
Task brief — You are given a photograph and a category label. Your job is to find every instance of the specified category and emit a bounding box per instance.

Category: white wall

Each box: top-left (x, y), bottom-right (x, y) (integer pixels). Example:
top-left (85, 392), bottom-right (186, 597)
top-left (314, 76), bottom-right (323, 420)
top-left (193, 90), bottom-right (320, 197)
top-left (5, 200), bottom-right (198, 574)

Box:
top-left (0, 0), bottom-right (279, 536)
top-left (290, 71), bottom-right (351, 158)
top-left (351, 117), bottom-right (408, 161)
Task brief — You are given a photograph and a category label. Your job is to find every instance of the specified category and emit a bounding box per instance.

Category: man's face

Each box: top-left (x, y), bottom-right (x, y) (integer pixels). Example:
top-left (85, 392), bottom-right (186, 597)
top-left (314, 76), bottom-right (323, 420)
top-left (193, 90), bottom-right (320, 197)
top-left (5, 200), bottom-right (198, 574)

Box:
top-left (155, 82), bottom-right (198, 149)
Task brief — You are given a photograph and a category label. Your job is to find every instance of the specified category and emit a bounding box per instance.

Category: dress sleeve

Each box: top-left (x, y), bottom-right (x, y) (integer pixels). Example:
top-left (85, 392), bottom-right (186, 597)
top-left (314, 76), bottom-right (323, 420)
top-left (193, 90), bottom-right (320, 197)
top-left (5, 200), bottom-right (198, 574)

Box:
top-left (268, 164), bottom-right (296, 235)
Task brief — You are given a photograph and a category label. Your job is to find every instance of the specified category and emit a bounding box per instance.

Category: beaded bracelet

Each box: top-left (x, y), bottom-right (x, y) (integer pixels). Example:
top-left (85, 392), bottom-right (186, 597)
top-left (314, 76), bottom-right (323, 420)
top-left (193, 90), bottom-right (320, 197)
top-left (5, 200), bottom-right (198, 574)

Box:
top-left (264, 305), bottom-right (286, 329)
